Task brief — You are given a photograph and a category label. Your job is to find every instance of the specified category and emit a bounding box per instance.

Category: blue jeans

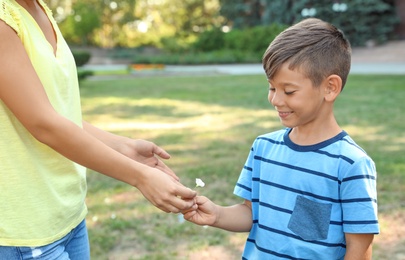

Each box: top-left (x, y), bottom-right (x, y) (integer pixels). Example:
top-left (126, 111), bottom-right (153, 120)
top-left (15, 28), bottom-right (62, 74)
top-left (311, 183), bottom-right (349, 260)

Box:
top-left (0, 220), bottom-right (90, 260)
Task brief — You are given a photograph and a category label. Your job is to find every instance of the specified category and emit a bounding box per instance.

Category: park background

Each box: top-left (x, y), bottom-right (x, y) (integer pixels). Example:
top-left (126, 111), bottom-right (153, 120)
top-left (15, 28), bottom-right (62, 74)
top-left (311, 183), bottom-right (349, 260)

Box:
top-left (47, 0), bottom-right (405, 259)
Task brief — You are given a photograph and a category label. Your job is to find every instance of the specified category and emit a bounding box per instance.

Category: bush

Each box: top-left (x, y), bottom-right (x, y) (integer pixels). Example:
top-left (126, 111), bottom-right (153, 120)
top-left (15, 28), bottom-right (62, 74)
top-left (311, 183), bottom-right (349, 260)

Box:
top-left (224, 24), bottom-right (286, 53)
top-left (128, 23), bottom-right (286, 65)
top-left (191, 23), bottom-right (286, 56)
top-left (160, 36), bottom-right (191, 53)
top-left (131, 49), bottom-right (262, 65)
top-left (192, 28), bottom-right (226, 52)
top-left (72, 51), bottom-right (91, 67)
top-left (77, 70), bottom-right (93, 82)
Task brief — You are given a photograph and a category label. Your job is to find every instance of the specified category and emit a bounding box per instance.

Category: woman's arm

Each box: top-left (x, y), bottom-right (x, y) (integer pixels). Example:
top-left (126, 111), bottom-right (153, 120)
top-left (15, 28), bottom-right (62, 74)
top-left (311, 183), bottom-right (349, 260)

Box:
top-left (0, 20), bottom-right (196, 213)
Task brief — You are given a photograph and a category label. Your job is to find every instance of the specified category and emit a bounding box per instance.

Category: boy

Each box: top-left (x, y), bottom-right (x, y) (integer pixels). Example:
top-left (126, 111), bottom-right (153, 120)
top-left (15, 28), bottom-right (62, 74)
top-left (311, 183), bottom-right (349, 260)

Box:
top-left (183, 18), bottom-right (379, 259)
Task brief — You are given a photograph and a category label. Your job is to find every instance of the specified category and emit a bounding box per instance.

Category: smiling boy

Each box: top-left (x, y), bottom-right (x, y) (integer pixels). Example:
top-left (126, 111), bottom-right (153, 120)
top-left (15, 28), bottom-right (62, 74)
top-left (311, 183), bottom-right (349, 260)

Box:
top-left (183, 18), bottom-right (379, 259)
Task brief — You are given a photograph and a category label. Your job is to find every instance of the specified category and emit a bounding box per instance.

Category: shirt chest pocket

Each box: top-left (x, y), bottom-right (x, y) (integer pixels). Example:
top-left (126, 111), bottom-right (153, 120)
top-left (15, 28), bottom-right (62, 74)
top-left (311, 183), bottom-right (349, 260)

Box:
top-left (288, 195), bottom-right (332, 241)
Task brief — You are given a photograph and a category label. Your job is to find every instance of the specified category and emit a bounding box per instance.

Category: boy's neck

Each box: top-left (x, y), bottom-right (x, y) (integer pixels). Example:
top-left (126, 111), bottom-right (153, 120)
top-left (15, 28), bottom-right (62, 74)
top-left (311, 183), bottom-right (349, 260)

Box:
top-left (289, 119), bottom-right (342, 146)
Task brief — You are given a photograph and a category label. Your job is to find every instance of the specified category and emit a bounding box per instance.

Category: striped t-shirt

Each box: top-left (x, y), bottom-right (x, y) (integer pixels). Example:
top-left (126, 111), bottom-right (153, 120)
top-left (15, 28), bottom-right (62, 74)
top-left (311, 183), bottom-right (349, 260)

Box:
top-left (234, 128), bottom-right (379, 259)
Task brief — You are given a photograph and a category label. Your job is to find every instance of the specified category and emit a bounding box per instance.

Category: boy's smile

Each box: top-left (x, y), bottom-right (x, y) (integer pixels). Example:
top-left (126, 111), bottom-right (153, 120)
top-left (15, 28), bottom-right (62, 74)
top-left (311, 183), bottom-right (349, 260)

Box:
top-left (277, 110), bottom-right (293, 119)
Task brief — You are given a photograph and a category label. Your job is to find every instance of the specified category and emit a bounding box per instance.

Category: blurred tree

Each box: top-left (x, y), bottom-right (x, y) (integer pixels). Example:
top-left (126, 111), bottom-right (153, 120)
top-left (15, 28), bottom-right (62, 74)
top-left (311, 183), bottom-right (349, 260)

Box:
top-left (261, 0), bottom-right (296, 25)
top-left (49, 0), bottom-right (398, 48)
top-left (219, 0), bottom-right (399, 46)
top-left (53, 0), bottom-right (221, 48)
top-left (219, 0), bottom-right (262, 29)
top-left (51, 0), bottom-right (137, 47)
top-left (88, 0), bottom-right (137, 48)
top-left (58, 1), bottom-right (100, 45)
top-left (292, 0), bottom-right (400, 46)
top-left (123, 0), bottom-right (222, 49)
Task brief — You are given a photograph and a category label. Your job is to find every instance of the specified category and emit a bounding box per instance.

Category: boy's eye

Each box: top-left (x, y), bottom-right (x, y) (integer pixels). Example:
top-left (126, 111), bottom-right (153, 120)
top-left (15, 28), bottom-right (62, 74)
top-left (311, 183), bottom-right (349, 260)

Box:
top-left (285, 91), bottom-right (295, 95)
top-left (269, 87), bottom-right (276, 92)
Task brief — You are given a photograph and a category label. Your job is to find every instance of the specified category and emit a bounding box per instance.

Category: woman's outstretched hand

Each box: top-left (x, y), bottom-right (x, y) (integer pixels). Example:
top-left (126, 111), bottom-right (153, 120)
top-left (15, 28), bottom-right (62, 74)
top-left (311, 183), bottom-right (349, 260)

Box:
top-left (135, 166), bottom-right (197, 213)
top-left (116, 138), bottom-right (179, 181)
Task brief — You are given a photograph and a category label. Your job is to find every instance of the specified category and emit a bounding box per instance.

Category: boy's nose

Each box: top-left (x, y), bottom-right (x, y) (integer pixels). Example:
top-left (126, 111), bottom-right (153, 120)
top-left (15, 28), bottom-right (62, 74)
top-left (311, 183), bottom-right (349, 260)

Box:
top-left (269, 92), bottom-right (283, 107)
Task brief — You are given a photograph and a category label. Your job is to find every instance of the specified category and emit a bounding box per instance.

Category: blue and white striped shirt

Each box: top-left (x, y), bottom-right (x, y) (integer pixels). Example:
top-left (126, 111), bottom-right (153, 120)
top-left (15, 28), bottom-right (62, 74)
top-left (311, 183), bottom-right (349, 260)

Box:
top-left (234, 128), bottom-right (379, 260)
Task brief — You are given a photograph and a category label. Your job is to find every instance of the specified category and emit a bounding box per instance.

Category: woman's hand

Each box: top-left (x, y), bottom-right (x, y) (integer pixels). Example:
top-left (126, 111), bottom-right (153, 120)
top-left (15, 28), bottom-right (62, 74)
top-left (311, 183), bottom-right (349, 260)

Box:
top-left (135, 166), bottom-right (197, 213)
top-left (82, 122), bottom-right (178, 180)
top-left (115, 138), bottom-right (178, 181)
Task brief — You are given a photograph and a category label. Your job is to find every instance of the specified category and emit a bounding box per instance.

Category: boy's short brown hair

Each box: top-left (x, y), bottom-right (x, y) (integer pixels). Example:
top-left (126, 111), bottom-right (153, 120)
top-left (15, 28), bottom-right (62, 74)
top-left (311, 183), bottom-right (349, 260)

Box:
top-left (263, 18), bottom-right (351, 90)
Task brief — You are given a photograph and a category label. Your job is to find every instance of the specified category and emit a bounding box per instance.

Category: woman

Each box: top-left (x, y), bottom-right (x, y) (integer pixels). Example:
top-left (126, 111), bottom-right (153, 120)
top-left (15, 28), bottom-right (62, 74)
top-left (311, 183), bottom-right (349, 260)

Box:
top-left (0, 0), bottom-right (196, 258)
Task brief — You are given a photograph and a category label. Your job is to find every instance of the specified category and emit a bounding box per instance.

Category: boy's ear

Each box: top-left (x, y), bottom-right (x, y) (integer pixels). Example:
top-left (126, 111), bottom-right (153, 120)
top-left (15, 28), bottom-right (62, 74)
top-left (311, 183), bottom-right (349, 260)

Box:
top-left (324, 75), bottom-right (342, 101)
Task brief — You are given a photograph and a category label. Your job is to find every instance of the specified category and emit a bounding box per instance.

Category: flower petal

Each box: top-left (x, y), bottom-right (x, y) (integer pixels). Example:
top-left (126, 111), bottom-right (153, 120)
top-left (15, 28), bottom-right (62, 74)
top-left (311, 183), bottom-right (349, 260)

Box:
top-left (195, 178), bottom-right (205, 187)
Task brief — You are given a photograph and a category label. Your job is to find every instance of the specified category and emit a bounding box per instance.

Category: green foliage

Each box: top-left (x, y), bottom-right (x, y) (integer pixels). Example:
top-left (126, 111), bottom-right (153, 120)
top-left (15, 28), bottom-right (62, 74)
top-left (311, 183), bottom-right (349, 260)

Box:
top-left (160, 36), bottom-right (193, 53)
top-left (186, 24), bottom-right (286, 62)
top-left (73, 50), bottom-right (93, 81)
top-left (219, 0), bottom-right (262, 28)
top-left (193, 24), bottom-right (286, 55)
top-left (192, 28), bottom-right (225, 52)
top-left (261, 0), bottom-right (296, 25)
top-left (131, 49), bottom-right (261, 65)
top-left (77, 70), bottom-right (94, 82)
top-left (53, 0), bottom-right (399, 48)
top-left (127, 23), bottom-right (285, 65)
top-left (219, 0), bottom-right (399, 46)
top-left (224, 24), bottom-right (287, 53)
top-left (72, 51), bottom-right (91, 67)
top-left (292, 0), bottom-right (400, 46)
top-left (58, 1), bottom-right (100, 45)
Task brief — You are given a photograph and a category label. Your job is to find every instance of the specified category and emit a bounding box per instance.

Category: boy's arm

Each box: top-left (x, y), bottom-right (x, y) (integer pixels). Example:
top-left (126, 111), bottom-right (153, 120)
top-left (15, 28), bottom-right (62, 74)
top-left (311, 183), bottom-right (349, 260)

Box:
top-left (214, 199), bottom-right (252, 232)
top-left (184, 196), bottom-right (252, 232)
top-left (344, 233), bottom-right (374, 260)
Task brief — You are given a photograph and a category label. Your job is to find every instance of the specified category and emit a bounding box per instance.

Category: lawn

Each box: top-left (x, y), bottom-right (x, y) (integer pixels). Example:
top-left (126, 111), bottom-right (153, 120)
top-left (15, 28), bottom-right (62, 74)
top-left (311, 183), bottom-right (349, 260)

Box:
top-left (79, 74), bottom-right (405, 259)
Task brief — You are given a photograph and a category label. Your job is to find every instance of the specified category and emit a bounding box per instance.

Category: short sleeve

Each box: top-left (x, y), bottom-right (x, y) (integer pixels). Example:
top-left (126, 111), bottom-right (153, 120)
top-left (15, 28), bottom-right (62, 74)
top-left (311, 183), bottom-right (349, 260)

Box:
top-left (234, 143), bottom-right (256, 200)
top-left (340, 156), bottom-right (379, 234)
top-left (0, 0), bottom-right (21, 36)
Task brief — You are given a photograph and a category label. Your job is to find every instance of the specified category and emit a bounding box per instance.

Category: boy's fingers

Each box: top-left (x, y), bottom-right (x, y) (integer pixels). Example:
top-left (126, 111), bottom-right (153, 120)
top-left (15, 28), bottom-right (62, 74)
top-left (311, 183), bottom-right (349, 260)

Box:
top-left (183, 210), bottom-right (196, 220)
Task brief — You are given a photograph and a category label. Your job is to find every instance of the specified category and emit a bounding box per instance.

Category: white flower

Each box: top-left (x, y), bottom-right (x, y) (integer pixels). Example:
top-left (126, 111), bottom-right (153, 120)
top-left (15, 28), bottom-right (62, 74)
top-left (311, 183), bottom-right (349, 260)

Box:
top-left (195, 178), bottom-right (205, 188)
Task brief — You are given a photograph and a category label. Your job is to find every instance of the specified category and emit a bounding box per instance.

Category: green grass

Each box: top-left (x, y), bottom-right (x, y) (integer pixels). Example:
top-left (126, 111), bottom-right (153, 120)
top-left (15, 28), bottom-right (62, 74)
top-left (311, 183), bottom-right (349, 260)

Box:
top-left (79, 74), bottom-right (405, 259)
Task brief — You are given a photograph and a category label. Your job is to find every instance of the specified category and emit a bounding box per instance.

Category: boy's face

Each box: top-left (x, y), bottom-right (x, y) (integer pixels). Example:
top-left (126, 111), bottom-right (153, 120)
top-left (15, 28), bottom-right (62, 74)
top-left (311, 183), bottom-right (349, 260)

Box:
top-left (268, 63), bottom-right (329, 130)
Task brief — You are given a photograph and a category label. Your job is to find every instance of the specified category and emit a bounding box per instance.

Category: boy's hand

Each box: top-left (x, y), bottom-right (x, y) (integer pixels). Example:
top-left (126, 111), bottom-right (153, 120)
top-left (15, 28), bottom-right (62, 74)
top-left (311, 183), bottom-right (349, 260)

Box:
top-left (183, 196), bottom-right (218, 226)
